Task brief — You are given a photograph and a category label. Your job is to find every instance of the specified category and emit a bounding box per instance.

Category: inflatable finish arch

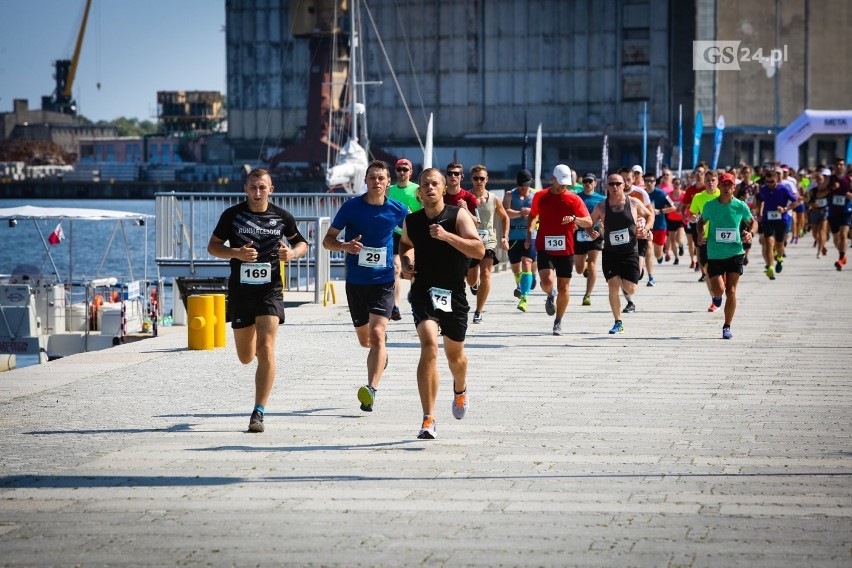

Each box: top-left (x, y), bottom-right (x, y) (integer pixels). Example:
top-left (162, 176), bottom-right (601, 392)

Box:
top-left (775, 110), bottom-right (852, 171)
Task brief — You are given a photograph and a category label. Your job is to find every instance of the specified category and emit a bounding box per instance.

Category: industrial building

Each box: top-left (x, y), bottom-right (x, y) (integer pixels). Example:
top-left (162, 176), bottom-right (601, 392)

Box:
top-left (225, 0), bottom-right (851, 177)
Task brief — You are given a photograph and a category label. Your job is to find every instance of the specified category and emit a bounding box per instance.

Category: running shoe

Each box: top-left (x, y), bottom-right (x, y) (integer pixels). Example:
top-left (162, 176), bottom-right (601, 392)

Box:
top-left (647, 276), bottom-right (656, 287)
top-left (707, 303), bottom-right (719, 312)
top-left (657, 256), bottom-right (663, 265)
top-left (689, 260), bottom-right (696, 269)
top-left (517, 296), bottom-right (528, 312)
top-left (582, 294), bottom-right (591, 306)
top-left (470, 283), bottom-right (479, 296)
top-left (623, 301), bottom-right (636, 313)
top-left (513, 286), bottom-right (522, 298)
top-left (417, 415), bottom-right (436, 439)
top-left (775, 258), bottom-right (783, 273)
top-left (835, 260), bottom-right (843, 271)
top-left (678, 244), bottom-right (684, 256)
top-left (665, 253), bottom-right (671, 262)
top-left (842, 256), bottom-right (848, 266)
top-left (552, 319), bottom-right (562, 336)
top-left (545, 292), bottom-right (556, 316)
top-left (609, 320), bottom-right (624, 334)
top-left (821, 246), bottom-right (828, 256)
top-left (722, 326), bottom-right (733, 340)
top-left (765, 266), bottom-right (776, 280)
top-left (531, 275), bottom-right (537, 290)
top-left (248, 409), bottom-right (265, 433)
top-left (693, 263), bottom-right (700, 272)
top-left (391, 306), bottom-right (402, 321)
top-left (452, 389), bottom-right (469, 420)
top-left (358, 384), bottom-right (376, 412)
top-left (673, 256), bottom-right (679, 265)
top-left (698, 274), bottom-right (705, 282)
top-left (472, 312), bottom-right (483, 324)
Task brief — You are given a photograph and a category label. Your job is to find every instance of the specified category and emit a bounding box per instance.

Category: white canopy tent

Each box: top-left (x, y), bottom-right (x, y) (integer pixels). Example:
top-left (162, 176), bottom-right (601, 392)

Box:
top-left (0, 206), bottom-right (153, 285)
top-left (775, 109), bottom-right (852, 171)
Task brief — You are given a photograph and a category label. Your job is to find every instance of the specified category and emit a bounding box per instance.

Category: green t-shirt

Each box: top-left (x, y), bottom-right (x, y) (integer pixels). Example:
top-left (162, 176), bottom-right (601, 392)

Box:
top-left (388, 182), bottom-right (421, 235)
top-left (690, 189), bottom-right (721, 237)
top-left (701, 197), bottom-right (753, 259)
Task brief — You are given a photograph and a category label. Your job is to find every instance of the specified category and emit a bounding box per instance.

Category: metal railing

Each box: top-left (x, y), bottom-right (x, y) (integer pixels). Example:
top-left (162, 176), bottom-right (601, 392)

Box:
top-left (155, 192), bottom-right (348, 303)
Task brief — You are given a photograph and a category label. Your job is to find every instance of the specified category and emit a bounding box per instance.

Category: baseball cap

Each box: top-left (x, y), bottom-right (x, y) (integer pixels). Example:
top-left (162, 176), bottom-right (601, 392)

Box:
top-left (631, 165), bottom-right (643, 174)
top-left (820, 168), bottom-right (832, 176)
top-left (553, 164), bottom-right (573, 185)
top-left (582, 173), bottom-right (597, 182)
top-left (516, 169), bottom-right (533, 185)
top-left (719, 173), bottom-right (736, 185)
top-left (395, 158), bottom-right (412, 170)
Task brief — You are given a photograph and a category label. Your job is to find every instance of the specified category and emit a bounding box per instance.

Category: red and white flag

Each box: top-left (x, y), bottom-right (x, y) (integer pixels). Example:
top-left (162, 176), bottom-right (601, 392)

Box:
top-left (48, 222), bottom-right (65, 245)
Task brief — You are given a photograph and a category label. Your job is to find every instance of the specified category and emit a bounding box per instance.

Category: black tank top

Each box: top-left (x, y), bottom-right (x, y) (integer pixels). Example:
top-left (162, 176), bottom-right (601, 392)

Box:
top-left (603, 197), bottom-right (638, 254)
top-left (406, 205), bottom-right (470, 293)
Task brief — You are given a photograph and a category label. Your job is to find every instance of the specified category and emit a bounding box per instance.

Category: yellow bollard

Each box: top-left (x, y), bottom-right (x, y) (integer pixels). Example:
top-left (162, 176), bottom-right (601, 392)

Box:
top-left (187, 295), bottom-right (214, 350)
top-left (323, 281), bottom-right (337, 307)
top-left (210, 293), bottom-right (226, 348)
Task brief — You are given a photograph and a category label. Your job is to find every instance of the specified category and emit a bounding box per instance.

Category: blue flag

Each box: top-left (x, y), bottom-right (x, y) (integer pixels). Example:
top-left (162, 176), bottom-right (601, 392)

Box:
top-left (692, 111), bottom-right (703, 169)
top-left (711, 115), bottom-right (725, 170)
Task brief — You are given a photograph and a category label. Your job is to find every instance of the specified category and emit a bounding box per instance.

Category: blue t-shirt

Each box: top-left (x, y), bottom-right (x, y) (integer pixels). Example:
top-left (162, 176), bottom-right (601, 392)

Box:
top-left (758, 184), bottom-right (798, 223)
top-left (331, 195), bottom-right (408, 285)
top-left (648, 188), bottom-right (674, 230)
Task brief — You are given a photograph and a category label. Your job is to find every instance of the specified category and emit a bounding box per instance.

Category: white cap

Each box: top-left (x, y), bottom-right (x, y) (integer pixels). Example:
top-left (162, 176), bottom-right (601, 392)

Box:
top-left (631, 164), bottom-right (643, 174)
top-left (553, 164), bottom-right (573, 185)
top-left (821, 168), bottom-right (832, 176)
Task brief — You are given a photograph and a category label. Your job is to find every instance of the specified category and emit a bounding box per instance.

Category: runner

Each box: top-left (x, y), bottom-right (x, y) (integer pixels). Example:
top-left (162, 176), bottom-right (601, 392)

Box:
top-left (697, 172), bottom-right (756, 339)
top-left (826, 158), bottom-right (852, 270)
top-left (398, 168), bottom-right (485, 439)
top-left (755, 168), bottom-right (800, 279)
top-left (206, 168), bottom-right (309, 433)
top-left (586, 173), bottom-right (654, 333)
top-left (806, 168), bottom-right (831, 258)
top-left (682, 163), bottom-right (709, 270)
top-left (322, 160), bottom-right (408, 413)
top-left (574, 173), bottom-right (606, 306)
top-left (646, 173), bottom-right (676, 285)
top-left (665, 176), bottom-right (686, 265)
top-left (466, 165), bottom-right (510, 324)
top-left (689, 170), bottom-right (721, 295)
top-left (735, 165), bottom-right (760, 265)
top-left (526, 164), bottom-right (592, 335)
top-left (387, 158), bottom-right (421, 320)
top-left (503, 169), bottom-right (538, 312)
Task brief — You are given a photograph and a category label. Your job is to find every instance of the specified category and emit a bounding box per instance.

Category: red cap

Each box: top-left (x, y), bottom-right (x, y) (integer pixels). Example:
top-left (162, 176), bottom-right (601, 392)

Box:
top-left (719, 173), bottom-right (736, 185)
top-left (395, 158), bottom-right (412, 170)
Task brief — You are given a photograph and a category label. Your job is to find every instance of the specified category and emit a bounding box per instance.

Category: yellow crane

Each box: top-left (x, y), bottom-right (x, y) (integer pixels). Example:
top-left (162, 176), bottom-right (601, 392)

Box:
top-left (42, 0), bottom-right (92, 115)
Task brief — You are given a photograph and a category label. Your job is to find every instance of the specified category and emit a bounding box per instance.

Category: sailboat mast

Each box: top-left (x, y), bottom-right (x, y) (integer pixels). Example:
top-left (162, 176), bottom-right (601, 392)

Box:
top-left (349, 0), bottom-right (359, 144)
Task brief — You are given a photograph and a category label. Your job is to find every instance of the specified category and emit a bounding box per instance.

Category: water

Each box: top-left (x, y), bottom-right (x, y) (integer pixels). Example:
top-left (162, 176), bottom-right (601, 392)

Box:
top-left (0, 198), bottom-right (157, 285)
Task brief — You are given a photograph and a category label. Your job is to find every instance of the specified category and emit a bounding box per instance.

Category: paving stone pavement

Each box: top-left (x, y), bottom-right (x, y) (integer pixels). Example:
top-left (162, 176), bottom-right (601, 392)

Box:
top-left (0, 241), bottom-right (850, 567)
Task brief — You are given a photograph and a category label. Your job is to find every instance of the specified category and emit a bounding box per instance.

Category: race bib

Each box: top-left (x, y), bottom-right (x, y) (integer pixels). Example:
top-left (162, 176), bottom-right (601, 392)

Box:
top-left (767, 211), bottom-right (782, 221)
top-left (358, 246), bottom-right (387, 268)
top-left (576, 230), bottom-right (594, 243)
top-left (477, 229), bottom-right (489, 242)
top-left (815, 198), bottom-right (828, 207)
top-left (240, 262), bottom-right (272, 285)
top-left (715, 227), bottom-right (738, 243)
top-left (833, 195), bottom-right (847, 206)
top-left (428, 287), bottom-right (452, 313)
top-left (544, 235), bottom-right (566, 251)
top-left (608, 228), bottom-right (629, 246)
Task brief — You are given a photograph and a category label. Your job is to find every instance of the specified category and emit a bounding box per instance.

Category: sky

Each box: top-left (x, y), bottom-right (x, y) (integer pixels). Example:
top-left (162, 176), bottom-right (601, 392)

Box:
top-left (0, 0), bottom-right (226, 123)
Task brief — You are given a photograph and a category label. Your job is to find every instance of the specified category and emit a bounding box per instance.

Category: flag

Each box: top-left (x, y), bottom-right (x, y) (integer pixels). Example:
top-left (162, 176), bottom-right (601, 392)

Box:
top-left (692, 111), bottom-right (704, 169)
top-left (711, 115), bottom-right (725, 170)
top-left (48, 222), bottom-right (65, 245)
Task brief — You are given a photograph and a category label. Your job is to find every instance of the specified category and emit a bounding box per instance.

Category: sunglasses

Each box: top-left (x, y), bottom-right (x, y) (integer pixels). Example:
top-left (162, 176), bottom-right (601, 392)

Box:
top-left (447, 171), bottom-right (462, 176)
top-left (472, 176), bottom-right (486, 181)
top-left (395, 167), bottom-right (409, 172)
top-left (607, 182), bottom-right (624, 187)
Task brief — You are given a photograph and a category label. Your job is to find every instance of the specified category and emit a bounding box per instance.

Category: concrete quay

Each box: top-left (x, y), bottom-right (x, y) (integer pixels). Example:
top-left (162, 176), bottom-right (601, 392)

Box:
top-left (0, 241), bottom-right (850, 567)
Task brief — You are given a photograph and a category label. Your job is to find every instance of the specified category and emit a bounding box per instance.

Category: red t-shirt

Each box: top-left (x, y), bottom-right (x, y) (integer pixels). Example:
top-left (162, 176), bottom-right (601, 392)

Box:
top-left (530, 187), bottom-right (590, 255)
top-left (444, 189), bottom-right (479, 215)
top-left (681, 185), bottom-right (703, 219)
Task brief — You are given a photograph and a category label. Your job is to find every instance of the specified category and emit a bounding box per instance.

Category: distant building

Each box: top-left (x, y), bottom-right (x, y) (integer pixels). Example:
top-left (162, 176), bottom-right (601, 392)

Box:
top-left (224, 0), bottom-right (851, 175)
top-left (0, 99), bottom-right (117, 160)
top-left (157, 91), bottom-right (225, 135)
